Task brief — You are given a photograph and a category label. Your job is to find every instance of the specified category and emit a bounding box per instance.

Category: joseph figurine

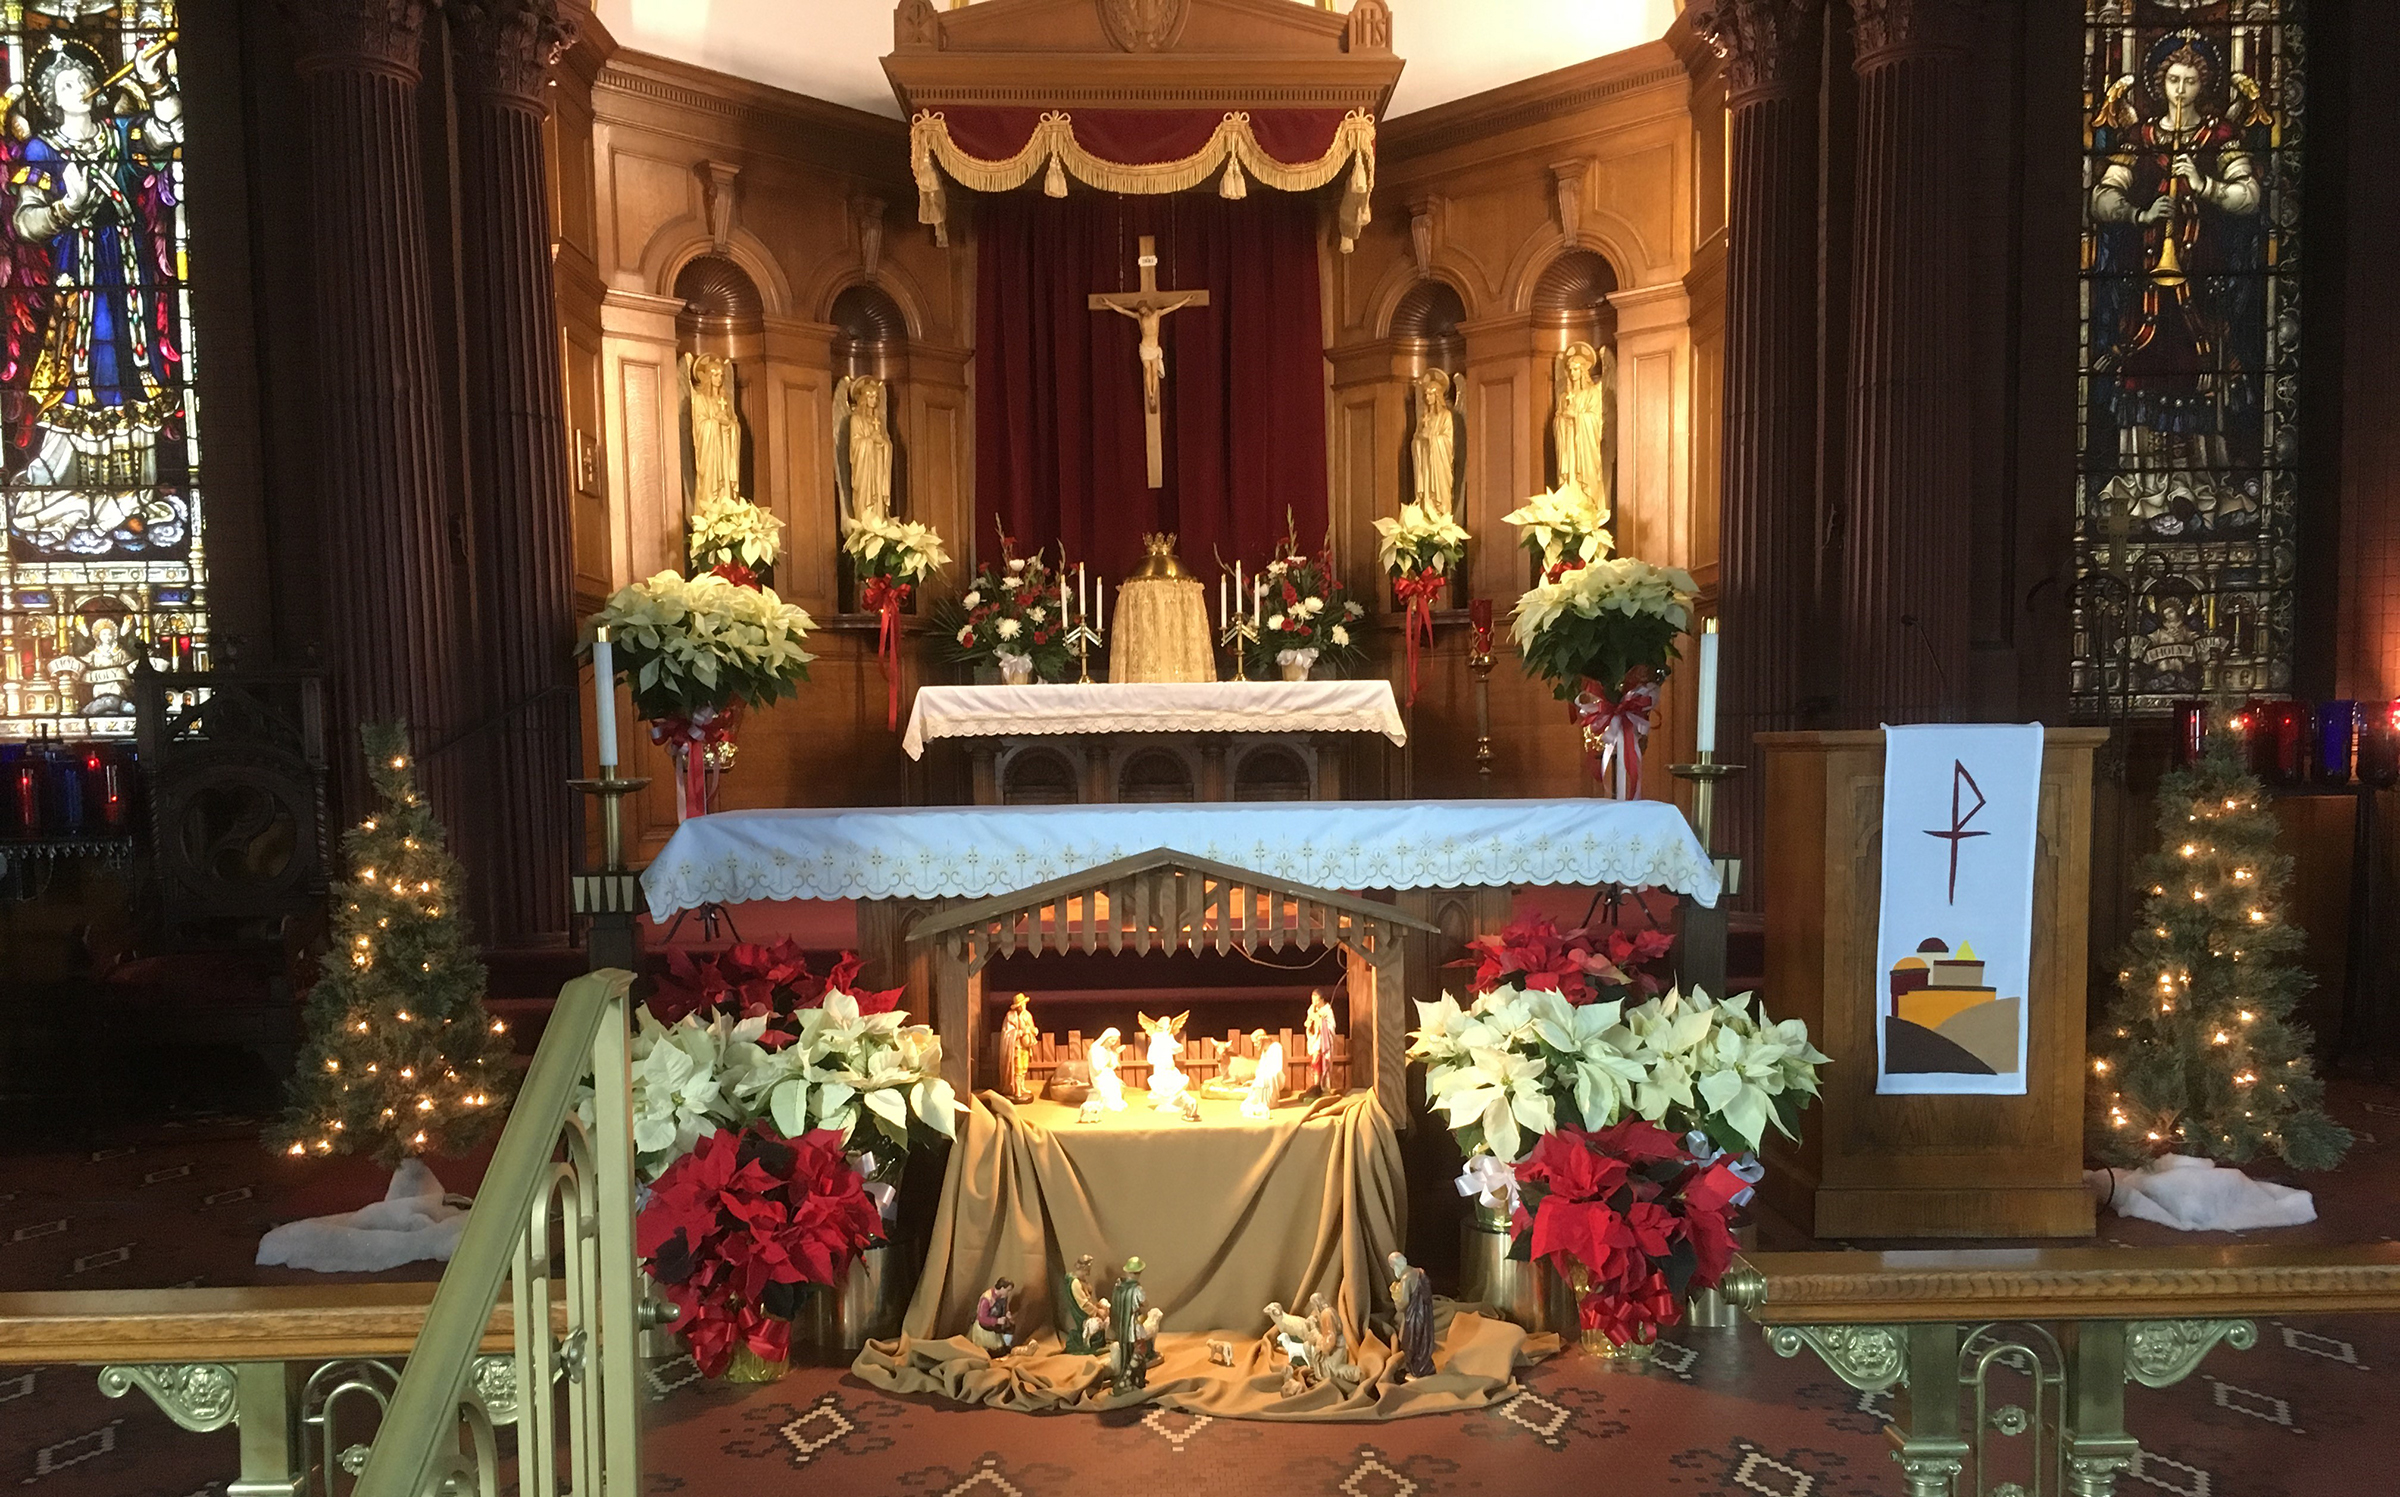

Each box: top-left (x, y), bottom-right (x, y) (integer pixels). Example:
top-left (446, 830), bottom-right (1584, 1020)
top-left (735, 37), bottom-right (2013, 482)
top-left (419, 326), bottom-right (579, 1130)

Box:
top-left (998, 993), bottom-right (1040, 1105)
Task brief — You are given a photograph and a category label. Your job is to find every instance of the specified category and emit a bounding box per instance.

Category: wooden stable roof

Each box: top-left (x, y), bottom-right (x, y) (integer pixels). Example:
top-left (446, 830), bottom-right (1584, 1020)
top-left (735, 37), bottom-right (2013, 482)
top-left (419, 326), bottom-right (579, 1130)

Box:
top-left (907, 847), bottom-right (1434, 967)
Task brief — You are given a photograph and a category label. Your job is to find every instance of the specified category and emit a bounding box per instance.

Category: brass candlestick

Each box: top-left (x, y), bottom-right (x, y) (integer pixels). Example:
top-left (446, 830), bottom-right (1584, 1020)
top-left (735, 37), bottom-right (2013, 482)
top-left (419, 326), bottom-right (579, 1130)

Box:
top-left (1667, 751), bottom-right (1744, 856)
top-left (1219, 614), bottom-right (1261, 681)
top-left (570, 766), bottom-right (650, 872)
top-left (1065, 616), bottom-right (1104, 684)
top-left (1468, 620), bottom-right (1496, 786)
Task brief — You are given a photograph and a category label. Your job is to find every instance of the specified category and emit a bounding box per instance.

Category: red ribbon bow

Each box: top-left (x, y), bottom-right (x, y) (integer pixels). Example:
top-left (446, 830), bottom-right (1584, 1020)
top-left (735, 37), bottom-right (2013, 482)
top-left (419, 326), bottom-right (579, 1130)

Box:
top-left (1571, 680), bottom-right (1657, 799)
top-left (1393, 569), bottom-right (1447, 706)
top-left (651, 702), bottom-right (743, 821)
top-left (860, 576), bottom-right (913, 732)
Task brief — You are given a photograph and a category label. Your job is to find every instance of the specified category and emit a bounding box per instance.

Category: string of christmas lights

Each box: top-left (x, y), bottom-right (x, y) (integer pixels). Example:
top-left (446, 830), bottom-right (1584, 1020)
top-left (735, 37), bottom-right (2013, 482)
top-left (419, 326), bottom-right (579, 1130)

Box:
top-left (270, 723), bottom-right (516, 1166)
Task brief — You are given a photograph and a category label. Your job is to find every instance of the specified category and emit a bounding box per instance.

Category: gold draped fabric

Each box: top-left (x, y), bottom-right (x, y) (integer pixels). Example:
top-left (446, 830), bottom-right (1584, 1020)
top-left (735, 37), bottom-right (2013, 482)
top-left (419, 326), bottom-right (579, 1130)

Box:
top-left (852, 1092), bottom-right (1554, 1418)
top-left (1108, 574), bottom-right (1217, 683)
top-left (910, 109), bottom-right (1377, 251)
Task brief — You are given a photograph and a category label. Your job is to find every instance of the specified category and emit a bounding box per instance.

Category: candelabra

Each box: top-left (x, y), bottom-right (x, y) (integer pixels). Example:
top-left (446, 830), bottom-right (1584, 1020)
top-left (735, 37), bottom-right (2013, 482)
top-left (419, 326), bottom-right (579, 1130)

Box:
top-left (1218, 613), bottom-right (1261, 681)
top-left (1065, 614), bottom-right (1105, 684)
top-left (570, 765), bottom-right (649, 971)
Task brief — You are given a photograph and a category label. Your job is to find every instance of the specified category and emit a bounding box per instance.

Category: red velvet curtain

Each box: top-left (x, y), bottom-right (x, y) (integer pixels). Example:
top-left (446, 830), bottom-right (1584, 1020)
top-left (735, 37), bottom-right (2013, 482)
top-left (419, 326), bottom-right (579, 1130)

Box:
top-left (974, 190), bottom-right (1328, 581)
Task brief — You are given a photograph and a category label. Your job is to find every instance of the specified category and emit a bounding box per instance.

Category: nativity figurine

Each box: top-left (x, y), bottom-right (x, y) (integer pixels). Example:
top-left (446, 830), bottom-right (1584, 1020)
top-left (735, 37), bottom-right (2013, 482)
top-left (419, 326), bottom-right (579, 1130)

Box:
top-left (971, 1278), bottom-right (1017, 1356)
top-left (1243, 1036), bottom-right (1286, 1120)
top-left (1303, 990), bottom-right (1338, 1095)
top-left (1058, 1253), bottom-right (1106, 1354)
top-left (1087, 1027), bottom-right (1126, 1114)
top-left (1108, 1257), bottom-right (1150, 1393)
top-left (1388, 1250), bottom-right (1435, 1381)
top-left (998, 992), bottom-right (1040, 1105)
top-left (1173, 1085), bottom-right (1202, 1125)
top-left (1264, 1301), bottom-right (1315, 1379)
top-left (1307, 1292), bottom-right (1362, 1396)
top-left (1139, 1009), bottom-right (1190, 1107)
top-left (1207, 1338), bottom-right (1237, 1367)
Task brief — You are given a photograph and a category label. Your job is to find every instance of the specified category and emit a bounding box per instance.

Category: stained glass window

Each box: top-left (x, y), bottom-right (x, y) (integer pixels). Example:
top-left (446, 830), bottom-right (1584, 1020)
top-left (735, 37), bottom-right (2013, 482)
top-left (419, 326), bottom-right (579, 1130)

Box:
top-left (2074, 1), bottom-right (2300, 719)
top-left (0, 1), bottom-right (202, 742)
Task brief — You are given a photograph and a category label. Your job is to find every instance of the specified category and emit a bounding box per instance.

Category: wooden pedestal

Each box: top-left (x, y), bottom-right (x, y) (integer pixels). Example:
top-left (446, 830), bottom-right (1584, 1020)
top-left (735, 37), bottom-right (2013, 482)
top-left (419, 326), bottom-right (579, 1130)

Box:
top-left (1755, 728), bottom-right (2108, 1240)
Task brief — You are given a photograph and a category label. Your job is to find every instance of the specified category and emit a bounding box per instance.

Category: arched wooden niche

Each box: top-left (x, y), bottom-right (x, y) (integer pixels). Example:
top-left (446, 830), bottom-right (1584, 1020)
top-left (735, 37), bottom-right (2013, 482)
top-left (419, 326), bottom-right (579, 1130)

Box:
top-left (832, 283), bottom-right (908, 380)
top-left (1532, 248), bottom-right (1618, 355)
top-left (1389, 279), bottom-right (1466, 376)
top-left (676, 253), bottom-right (765, 359)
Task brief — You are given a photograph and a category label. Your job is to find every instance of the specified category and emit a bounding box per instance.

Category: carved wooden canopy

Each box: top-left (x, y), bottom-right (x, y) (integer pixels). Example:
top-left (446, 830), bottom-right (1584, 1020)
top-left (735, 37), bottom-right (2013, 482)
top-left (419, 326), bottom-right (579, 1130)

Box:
top-left (884, 0), bottom-right (1401, 116)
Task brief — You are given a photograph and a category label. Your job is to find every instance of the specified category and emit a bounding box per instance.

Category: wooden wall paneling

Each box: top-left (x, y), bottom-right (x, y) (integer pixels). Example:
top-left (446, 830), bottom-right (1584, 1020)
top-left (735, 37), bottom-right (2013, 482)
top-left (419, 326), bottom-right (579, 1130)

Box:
top-left (905, 342), bottom-right (976, 604)
top-left (761, 320), bottom-right (839, 617)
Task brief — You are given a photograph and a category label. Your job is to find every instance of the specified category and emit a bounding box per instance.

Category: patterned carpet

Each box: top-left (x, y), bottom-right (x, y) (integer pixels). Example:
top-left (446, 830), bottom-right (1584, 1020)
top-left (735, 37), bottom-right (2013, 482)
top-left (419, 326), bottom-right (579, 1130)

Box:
top-left (0, 1100), bottom-right (2392, 1497)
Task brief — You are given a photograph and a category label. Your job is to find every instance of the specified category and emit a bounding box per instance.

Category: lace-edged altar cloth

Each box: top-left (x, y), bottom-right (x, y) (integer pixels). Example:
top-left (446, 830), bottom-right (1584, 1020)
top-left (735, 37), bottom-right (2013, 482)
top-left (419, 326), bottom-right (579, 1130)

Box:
top-left (640, 796), bottom-right (1721, 918)
top-left (900, 679), bottom-right (1409, 759)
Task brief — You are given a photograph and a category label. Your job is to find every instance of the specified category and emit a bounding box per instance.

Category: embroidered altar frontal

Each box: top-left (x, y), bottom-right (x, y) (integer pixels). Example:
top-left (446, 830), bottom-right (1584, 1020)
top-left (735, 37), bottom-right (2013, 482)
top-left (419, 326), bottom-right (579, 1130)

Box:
top-left (640, 797), bottom-right (1721, 916)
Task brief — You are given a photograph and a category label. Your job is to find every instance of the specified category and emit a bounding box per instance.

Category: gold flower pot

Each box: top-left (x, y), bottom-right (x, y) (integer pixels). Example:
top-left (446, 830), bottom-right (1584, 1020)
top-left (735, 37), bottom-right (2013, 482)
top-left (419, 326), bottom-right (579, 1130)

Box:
top-left (791, 1244), bottom-right (912, 1351)
top-left (1456, 1209), bottom-right (1574, 1334)
top-left (718, 1342), bottom-right (788, 1384)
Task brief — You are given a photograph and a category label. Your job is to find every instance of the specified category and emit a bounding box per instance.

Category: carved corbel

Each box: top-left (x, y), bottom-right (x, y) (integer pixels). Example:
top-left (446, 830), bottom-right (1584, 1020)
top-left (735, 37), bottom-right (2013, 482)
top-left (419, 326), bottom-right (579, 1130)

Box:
top-left (894, 0), bottom-right (939, 51)
top-left (702, 162), bottom-right (740, 254)
top-left (854, 195), bottom-right (888, 283)
top-left (1549, 161), bottom-right (1586, 245)
top-left (1406, 196), bottom-right (1437, 281)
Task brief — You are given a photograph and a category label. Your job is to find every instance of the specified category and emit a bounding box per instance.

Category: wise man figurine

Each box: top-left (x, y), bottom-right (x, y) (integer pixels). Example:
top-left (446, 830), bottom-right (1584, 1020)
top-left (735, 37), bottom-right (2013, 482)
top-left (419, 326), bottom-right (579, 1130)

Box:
top-left (1108, 1257), bottom-right (1150, 1393)
top-left (998, 993), bottom-right (1040, 1105)
top-left (1388, 1250), bottom-right (1434, 1381)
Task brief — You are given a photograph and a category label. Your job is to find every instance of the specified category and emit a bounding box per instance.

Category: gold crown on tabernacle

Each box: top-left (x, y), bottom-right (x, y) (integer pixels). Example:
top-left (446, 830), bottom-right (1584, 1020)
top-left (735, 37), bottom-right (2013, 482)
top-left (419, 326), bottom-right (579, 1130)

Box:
top-left (1131, 533), bottom-right (1189, 579)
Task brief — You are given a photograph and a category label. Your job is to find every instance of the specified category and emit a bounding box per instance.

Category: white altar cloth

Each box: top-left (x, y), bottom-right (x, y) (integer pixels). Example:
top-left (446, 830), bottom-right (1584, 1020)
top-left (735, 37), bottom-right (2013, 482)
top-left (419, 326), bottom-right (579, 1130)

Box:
top-left (899, 680), bottom-right (1408, 759)
top-left (641, 798), bottom-right (1720, 917)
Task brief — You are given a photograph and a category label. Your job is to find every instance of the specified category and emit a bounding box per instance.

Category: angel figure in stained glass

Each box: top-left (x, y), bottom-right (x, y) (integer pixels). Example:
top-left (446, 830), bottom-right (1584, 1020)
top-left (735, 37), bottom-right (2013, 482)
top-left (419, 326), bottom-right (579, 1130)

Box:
top-left (47, 611), bottom-right (161, 715)
top-left (2, 30), bottom-right (187, 555)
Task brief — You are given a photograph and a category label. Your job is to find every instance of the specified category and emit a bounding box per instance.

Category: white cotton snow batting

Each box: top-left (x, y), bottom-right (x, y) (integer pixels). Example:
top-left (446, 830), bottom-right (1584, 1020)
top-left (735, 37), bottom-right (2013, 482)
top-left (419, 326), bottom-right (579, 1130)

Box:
top-left (256, 1158), bottom-right (471, 1272)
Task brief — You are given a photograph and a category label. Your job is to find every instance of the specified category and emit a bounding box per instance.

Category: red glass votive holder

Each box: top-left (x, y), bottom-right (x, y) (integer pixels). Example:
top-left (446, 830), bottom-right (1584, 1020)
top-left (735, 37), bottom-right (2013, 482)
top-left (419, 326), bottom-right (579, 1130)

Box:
top-left (2171, 700), bottom-right (2207, 766)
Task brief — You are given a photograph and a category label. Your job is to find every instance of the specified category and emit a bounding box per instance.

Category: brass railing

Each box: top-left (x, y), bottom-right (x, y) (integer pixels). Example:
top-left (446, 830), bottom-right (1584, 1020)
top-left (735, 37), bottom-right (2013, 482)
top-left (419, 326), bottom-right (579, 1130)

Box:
top-left (24, 969), bottom-right (648, 1497)
top-left (1723, 1243), bottom-right (2400, 1497)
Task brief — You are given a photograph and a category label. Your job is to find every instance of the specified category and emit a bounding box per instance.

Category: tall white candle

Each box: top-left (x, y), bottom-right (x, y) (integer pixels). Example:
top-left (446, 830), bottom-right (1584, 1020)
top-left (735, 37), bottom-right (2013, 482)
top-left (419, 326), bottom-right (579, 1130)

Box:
top-left (591, 631), bottom-right (619, 770)
top-left (1253, 576), bottom-right (1264, 623)
top-left (1097, 577), bottom-right (1107, 633)
top-left (1061, 570), bottom-right (1070, 625)
top-left (1235, 559), bottom-right (1244, 608)
top-left (1694, 617), bottom-right (1721, 755)
top-left (1078, 563), bottom-right (1088, 621)
top-left (1219, 573), bottom-right (1228, 630)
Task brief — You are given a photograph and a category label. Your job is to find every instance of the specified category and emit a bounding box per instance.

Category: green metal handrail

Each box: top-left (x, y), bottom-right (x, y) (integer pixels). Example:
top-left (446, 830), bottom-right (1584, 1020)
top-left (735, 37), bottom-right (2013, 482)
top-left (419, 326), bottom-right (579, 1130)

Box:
top-left (355, 968), bottom-right (642, 1497)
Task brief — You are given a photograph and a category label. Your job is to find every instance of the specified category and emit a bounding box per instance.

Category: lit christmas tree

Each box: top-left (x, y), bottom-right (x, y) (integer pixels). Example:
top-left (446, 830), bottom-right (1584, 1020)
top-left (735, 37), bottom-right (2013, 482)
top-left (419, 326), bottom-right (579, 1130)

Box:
top-left (273, 723), bottom-right (516, 1166)
top-left (2089, 723), bottom-right (2349, 1171)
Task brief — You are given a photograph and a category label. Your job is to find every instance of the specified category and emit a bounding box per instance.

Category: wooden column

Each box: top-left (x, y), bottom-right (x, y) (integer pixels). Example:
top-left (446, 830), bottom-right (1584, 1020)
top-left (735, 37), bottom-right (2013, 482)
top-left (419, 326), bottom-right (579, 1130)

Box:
top-left (283, 0), bottom-right (468, 820)
top-left (1836, 0), bottom-right (1974, 725)
top-left (1703, 0), bottom-right (1824, 882)
top-left (449, 0), bottom-right (579, 946)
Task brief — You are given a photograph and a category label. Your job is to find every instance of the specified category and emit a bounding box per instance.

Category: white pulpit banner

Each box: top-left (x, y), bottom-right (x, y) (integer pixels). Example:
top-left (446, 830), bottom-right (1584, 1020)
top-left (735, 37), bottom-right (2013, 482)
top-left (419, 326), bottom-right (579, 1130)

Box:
top-left (1874, 724), bottom-right (2045, 1097)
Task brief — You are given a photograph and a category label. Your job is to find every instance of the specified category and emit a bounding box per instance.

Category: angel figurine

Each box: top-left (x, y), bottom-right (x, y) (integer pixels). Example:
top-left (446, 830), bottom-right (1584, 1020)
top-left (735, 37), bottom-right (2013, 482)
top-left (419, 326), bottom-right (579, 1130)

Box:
top-left (832, 373), bottom-right (895, 531)
top-left (1242, 1036), bottom-right (1286, 1120)
top-left (1409, 369), bottom-right (1463, 522)
top-left (1139, 1010), bottom-right (1190, 1107)
top-left (1302, 990), bottom-right (1338, 1094)
top-left (1551, 341), bottom-right (1613, 526)
top-left (1087, 1028), bottom-right (1127, 1113)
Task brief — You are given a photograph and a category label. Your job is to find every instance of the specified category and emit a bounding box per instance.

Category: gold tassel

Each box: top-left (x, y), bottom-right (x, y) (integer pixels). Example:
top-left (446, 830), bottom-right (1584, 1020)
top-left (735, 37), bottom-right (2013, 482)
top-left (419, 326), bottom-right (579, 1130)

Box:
top-left (1220, 155), bottom-right (1247, 199)
top-left (1044, 152), bottom-right (1068, 197)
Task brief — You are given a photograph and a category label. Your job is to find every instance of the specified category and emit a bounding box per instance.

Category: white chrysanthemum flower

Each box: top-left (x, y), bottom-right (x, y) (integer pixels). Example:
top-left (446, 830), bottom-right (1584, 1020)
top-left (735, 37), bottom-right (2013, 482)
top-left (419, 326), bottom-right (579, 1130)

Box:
top-left (957, 626), bottom-right (975, 646)
top-left (995, 618), bottom-right (1022, 640)
top-left (962, 590), bottom-right (981, 608)
top-left (1267, 614), bottom-right (1287, 631)
top-left (1331, 625), bottom-right (1350, 646)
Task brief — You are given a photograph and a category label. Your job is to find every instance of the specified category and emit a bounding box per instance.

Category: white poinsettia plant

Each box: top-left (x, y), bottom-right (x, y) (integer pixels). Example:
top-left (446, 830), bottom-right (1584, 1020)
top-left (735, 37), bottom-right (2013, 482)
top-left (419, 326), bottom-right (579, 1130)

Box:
top-left (609, 991), bottom-right (959, 1183)
top-left (589, 569), bottom-right (815, 722)
top-left (1373, 502), bottom-right (1471, 578)
top-left (1408, 983), bottom-right (1827, 1167)
top-left (841, 511), bottom-right (951, 585)
top-left (1509, 554), bottom-right (1697, 701)
top-left (1502, 484), bottom-right (1613, 570)
top-left (688, 494), bottom-right (785, 571)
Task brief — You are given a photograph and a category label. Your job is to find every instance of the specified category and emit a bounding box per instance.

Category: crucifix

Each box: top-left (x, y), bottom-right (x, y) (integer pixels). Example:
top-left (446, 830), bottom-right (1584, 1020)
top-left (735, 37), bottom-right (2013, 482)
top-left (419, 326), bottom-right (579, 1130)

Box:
top-left (1089, 235), bottom-right (1208, 488)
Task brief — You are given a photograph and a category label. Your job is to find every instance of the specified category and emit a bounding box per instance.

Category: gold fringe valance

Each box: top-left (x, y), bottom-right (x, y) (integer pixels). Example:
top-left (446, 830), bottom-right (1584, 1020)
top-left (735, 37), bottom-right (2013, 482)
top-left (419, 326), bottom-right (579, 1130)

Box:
top-left (910, 109), bottom-right (1376, 253)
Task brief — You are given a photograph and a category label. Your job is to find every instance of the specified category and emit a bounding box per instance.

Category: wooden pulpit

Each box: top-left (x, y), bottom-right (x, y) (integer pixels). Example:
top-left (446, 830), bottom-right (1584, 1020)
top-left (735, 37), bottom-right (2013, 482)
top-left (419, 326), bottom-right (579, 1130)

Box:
top-left (1754, 728), bottom-right (2109, 1239)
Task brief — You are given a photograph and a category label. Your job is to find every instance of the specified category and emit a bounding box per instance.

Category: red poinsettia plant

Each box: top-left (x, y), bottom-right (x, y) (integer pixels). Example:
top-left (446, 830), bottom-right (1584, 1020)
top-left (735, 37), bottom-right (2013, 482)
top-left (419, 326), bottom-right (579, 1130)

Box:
top-left (636, 1122), bottom-right (882, 1376)
top-left (1453, 911), bottom-right (1674, 1004)
top-left (1509, 1120), bottom-right (1745, 1348)
top-left (643, 940), bottom-right (902, 1031)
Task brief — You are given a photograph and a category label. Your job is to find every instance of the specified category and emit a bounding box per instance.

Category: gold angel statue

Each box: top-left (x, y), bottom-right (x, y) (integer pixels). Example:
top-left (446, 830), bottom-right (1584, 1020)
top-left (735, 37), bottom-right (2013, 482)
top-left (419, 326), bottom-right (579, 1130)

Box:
top-left (1551, 340), bottom-right (1613, 526)
top-left (683, 353), bottom-right (742, 508)
top-left (1410, 369), bottom-right (1463, 522)
top-left (833, 373), bottom-right (895, 530)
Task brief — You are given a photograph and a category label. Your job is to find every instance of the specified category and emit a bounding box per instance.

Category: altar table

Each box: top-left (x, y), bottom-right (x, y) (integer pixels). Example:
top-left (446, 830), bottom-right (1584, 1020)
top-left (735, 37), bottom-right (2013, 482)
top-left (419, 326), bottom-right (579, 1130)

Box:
top-left (899, 679), bottom-right (1407, 758)
top-left (641, 796), bottom-right (1721, 918)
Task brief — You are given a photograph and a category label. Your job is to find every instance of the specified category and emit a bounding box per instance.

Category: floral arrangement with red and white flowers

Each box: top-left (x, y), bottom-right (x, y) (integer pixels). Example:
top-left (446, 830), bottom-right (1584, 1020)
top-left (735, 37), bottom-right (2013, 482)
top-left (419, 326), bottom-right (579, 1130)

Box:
top-left (589, 565), bottom-right (816, 819)
top-left (636, 1124), bottom-right (882, 1376)
top-left (930, 535), bottom-right (1075, 683)
top-left (839, 514), bottom-right (949, 730)
top-left (1373, 502), bottom-right (1471, 703)
top-left (1509, 1120), bottom-right (1746, 1350)
top-left (1242, 546), bottom-right (1365, 680)
top-left (1453, 911), bottom-right (1675, 1006)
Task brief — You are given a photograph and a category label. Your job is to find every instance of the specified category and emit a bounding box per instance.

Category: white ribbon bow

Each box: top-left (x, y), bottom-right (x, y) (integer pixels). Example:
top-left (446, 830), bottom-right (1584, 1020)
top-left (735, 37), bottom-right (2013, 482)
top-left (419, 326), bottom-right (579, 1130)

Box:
top-left (853, 1150), bottom-right (900, 1221)
top-left (1454, 1154), bottom-right (1520, 1213)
